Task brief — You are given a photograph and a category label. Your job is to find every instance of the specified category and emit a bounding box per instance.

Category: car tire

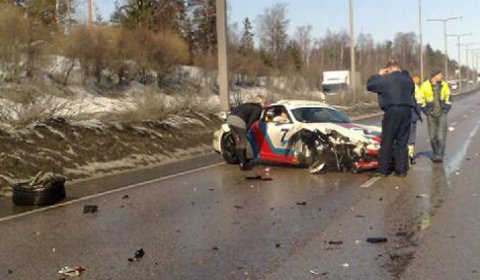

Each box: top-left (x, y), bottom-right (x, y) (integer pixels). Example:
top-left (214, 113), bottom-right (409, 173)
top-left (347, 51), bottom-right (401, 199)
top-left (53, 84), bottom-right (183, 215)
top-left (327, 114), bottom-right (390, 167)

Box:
top-left (12, 180), bottom-right (66, 206)
top-left (221, 132), bottom-right (239, 164)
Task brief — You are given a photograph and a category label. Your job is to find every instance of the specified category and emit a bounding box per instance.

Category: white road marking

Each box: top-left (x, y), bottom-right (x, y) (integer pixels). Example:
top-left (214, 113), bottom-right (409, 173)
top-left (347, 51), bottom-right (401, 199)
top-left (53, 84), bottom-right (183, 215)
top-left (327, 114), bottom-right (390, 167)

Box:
top-left (0, 162), bottom-right (225, 224)
top-left (360, 177), bottom-right (381, 188)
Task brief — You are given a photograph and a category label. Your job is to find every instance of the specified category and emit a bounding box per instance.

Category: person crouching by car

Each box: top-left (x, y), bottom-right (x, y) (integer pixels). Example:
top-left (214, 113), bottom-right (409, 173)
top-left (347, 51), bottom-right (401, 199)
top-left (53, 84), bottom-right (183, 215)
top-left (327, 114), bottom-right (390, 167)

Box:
top-left (367, 59), bottom-right (415, 177)
top-left (226, 95), bottom-right (265, 170)
top-left (417, 70), bottom-right (451, 163)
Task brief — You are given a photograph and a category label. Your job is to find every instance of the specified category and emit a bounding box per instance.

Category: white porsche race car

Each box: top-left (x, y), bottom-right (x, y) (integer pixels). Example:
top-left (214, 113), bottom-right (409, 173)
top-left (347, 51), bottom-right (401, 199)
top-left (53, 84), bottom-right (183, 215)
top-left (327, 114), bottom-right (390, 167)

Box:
top-left (213, 100), bottom-right (381, 173)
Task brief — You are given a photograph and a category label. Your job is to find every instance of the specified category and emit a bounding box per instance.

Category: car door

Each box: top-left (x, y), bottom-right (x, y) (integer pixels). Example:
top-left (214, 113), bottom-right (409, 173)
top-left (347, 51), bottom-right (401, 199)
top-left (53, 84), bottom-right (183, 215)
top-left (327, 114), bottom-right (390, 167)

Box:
top-left (260, 106), bottom-right (295, 163)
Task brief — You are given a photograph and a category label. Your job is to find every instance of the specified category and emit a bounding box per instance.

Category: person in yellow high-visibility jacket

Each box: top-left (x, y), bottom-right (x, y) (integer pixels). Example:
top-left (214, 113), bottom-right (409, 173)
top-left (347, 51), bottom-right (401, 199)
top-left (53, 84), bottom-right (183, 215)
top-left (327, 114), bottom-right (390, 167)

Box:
top-left (417, 70), bottom-right (452, 162)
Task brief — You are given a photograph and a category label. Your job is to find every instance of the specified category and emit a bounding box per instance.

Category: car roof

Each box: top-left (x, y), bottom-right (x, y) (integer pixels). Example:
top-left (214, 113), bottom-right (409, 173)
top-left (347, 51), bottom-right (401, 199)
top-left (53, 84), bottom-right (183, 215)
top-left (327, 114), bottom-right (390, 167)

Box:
top-left (268, 100), bottom-right (333, 110)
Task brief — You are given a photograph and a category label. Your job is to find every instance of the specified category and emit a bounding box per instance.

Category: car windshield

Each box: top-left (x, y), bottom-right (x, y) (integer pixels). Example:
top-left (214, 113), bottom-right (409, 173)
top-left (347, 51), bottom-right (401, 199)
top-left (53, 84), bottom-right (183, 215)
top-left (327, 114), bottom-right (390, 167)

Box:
top-left (291, 107), bottom-right (351, 123)
top-left (322, 83), bottom-right (346, 93)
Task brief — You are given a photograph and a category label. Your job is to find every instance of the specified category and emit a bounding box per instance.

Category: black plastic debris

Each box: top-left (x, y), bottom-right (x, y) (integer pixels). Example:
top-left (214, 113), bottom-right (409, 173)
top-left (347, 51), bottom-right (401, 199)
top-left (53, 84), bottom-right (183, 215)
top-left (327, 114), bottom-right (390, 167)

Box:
top-left (356, 214), bottom-right (365, 218)
top-left (128, 248), bottom-right (145, 262)
top-left (7, 269), bottom-right (13, 274)
top-left (208, 188), bottom-right (215, 191)
top-left (212, 246), bottom-right (219, 251)
top-left (275, 243), bottom-right (282, 248)
top-left (366, 237), bottom-right (388, 244)
top-left (245, 172), bottom-right (272, 181)
top-left (122, 195), bottom-right (129, 200)
top-left (296, 201), bottom-right (307, 206)
top-left (234, 205), bottom-right (243, 209)
top-left (245, 174), bottom-right (262, 180)
top-left (328, 241), bottom-right (343, 245)
top-left (83, 205), bottom-right (98, 214)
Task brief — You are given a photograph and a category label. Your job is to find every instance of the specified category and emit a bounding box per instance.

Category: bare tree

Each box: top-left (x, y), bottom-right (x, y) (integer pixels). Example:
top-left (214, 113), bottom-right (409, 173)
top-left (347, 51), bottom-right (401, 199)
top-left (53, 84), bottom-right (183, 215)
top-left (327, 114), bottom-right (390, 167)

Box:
top-left (294, 25), bottom-right (313, 68)
top-left (257, 3), bottom-right (289, 68)
top-left (393, 32), bottom-right (418, 71)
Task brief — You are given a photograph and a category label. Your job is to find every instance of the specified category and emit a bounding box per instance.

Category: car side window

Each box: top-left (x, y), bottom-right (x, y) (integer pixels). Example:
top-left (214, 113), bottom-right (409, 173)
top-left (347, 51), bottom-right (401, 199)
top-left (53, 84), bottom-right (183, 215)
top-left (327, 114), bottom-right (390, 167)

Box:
top-left (271, 106), bottom-right (291, 124)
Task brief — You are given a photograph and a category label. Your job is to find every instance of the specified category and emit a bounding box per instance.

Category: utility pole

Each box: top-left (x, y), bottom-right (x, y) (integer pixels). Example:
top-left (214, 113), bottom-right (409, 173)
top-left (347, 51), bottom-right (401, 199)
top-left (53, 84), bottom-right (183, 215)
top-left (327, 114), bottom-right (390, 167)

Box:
top-left (427, 17), bottom-right (462, 82)
top-left (461, 42), bottom-right (477, 88)
top-left (87, 0), bottom-right (93, 27)
top-left (447, 33), bottom-right (471, 91)
top-left (349, 0), bottom-right (357, 102)
top-left (55, 0), bottom-right (60, 28)
top-left (216, 0), bottom-right (230, 111)
top-left (418, 0), bottom-right (424, 81)
top-left (66, 0), bottom-right (71, 33)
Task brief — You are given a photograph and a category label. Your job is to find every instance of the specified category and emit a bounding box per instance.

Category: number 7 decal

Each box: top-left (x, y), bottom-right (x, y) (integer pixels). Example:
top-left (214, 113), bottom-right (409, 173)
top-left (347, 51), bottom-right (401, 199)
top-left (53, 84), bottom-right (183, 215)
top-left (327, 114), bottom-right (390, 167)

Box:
top-left (280, 128), bottom-right (289, 145)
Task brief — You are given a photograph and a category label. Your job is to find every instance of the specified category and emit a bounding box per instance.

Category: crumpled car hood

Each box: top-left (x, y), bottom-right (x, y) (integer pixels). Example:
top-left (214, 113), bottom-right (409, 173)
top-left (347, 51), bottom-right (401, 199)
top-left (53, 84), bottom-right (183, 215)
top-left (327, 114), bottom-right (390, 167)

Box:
top-left (288, 122), bottom-right (381, 146)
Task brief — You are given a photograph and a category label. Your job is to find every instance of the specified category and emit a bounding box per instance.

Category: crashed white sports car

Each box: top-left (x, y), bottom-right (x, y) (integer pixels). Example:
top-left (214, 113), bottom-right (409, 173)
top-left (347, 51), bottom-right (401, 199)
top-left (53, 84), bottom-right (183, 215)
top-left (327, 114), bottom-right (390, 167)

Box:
top-left (213, 100), bottom-right (381, 173)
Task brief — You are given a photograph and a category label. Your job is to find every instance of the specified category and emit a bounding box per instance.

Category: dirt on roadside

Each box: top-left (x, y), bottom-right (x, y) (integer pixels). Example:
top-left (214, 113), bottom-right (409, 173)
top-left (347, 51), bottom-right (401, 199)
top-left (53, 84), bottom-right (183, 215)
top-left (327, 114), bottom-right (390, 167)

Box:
top-left (0, 112), bottom-right (222, 187)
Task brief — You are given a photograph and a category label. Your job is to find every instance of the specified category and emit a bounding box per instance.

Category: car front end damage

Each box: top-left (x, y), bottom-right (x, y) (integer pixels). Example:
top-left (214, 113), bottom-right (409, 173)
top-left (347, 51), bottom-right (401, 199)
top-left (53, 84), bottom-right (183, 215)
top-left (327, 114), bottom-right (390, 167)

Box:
top-left (289, 123), bottom-right (380, 173)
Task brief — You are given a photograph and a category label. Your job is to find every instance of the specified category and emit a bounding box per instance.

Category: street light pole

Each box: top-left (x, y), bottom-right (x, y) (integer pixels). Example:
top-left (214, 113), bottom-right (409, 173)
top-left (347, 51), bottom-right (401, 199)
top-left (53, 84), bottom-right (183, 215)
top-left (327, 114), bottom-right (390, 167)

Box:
top-left (447, 33), bottom-right (471, 91)
top-left (461, 43), bottom-right (477, 87)
top-left (87, 0), bottom-right (93, 27)
top-left (427, 17), bottom-right (462, 81)
top-left (418, 0), bottom-right (424, 81)
top-left (216, 0), bottom-right (230, 111)
top-left (464, 46), bottom-right (477, 85)
top-left (349, 0), bottom-right (357, 102)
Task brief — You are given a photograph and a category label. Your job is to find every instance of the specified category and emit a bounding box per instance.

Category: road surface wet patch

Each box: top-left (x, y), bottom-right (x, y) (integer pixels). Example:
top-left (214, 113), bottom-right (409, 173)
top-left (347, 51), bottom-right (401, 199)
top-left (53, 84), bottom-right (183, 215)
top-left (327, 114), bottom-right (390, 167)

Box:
top-left (381, 164), bottom-right (449, 278)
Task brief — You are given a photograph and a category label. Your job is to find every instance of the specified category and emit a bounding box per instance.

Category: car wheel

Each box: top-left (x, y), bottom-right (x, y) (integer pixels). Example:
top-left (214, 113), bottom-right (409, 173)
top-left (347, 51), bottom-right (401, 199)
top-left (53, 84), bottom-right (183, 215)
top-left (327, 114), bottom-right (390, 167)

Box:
top-left (12, 180), bottom-right (66, 206)
top-left (221, 132), bottom-right (239, 164)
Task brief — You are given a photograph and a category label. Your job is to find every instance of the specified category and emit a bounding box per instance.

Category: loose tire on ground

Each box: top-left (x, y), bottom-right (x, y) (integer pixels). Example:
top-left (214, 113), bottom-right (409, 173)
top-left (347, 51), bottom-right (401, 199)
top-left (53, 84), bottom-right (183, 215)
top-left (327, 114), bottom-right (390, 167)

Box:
top-left (221, 132), bottom-right (239, 164)
top-left (12, 180), bottom-right (66, 206)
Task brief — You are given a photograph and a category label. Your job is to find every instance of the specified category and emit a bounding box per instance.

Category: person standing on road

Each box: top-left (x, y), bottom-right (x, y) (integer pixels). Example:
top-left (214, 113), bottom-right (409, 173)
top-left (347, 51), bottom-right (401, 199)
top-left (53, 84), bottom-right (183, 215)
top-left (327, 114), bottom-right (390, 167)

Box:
top-left (417, 70), bottom-right (451, 163)
top-left (408, 76), bottom-right (423, 165)
top-left (226, 95), bottom-right (265, 170)
top-left (367, 60), bottom-right (415, 177)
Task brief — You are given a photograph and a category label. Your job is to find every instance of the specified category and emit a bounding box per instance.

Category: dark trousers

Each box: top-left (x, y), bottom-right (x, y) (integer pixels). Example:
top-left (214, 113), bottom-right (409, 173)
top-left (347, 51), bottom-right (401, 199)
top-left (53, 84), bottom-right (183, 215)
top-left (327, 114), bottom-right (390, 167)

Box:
top-left (427, 114), bottom-right (447, 159)
top-left (229, 126), bottom-right (248, 165)
top-left (378, 106), bottom-right (412, 174)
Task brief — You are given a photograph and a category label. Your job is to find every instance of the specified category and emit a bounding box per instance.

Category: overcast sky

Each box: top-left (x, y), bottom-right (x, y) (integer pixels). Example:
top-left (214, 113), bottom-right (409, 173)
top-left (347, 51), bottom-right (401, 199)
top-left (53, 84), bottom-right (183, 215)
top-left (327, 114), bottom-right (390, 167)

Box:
top-left (95, 0), bottom-right (480, 64)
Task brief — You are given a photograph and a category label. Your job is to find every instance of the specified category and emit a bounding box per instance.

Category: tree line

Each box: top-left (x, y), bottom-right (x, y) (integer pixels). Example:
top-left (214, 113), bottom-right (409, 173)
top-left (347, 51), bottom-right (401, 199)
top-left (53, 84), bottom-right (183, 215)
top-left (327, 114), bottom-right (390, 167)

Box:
top-left (0, 0), bottom-right (471, 90)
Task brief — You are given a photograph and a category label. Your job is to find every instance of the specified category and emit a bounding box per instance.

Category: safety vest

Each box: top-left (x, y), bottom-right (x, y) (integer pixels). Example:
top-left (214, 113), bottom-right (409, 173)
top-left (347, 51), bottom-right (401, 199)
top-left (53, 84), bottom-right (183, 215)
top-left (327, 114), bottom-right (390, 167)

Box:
top-left (417, 80), bottom-right (451, 106)
top-left (414, 84), bottom-right (421, 104)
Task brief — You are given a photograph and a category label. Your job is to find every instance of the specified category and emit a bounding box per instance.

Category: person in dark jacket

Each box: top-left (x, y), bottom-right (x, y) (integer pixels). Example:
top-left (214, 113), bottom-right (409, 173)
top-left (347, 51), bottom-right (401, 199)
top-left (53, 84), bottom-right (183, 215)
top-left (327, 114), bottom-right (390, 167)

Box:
top-left (367, 60), bottom-right (415, 177)
top-left (226, 95), bottom-right (265, 170)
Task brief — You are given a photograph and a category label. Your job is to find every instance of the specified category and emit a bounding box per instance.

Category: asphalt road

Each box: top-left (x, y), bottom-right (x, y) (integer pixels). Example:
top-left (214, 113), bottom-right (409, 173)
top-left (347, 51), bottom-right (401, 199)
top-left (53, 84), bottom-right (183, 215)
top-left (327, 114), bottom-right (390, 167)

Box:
top-left (1, 91), bottom-right (480, 280)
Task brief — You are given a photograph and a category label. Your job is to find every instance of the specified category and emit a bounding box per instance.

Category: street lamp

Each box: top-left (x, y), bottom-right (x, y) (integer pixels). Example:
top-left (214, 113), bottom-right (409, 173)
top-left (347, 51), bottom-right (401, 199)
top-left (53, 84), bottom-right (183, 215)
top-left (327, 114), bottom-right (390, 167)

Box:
top-left (349, 0), bottom-right (357, 102)
top-left (418, 0), bottom-right (424, 81)
top-left (461, 42), bottom-right (477, 87)
top-left (427, 16), bottom-right (462, 81)
top-left (447, 32), bottom-right (471, 91)
top-left (466, 47), bottom-right (480, 84)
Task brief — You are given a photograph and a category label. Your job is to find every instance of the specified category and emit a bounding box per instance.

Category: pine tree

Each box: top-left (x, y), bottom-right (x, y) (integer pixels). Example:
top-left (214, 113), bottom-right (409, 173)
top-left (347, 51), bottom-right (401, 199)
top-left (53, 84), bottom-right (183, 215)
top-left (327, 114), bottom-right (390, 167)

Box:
top-left (240, 17), bottom-right (254, 53)
top-left (188, 0), bottom-right (217, 54)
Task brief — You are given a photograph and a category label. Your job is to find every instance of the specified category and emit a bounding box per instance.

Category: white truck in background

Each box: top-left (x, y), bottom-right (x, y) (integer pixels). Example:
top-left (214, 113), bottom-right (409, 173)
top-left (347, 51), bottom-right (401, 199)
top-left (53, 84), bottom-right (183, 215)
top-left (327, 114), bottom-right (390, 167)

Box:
top-left (322, 70), bottom-right (360, 95)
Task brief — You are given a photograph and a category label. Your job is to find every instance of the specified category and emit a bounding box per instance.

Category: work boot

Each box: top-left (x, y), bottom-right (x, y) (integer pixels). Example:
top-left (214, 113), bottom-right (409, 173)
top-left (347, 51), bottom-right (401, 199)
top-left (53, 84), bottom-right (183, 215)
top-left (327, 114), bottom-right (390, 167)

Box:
top-left (408, 145), bottom-right (416, 165)
top-left (236, 148), bottom-right (249, 170)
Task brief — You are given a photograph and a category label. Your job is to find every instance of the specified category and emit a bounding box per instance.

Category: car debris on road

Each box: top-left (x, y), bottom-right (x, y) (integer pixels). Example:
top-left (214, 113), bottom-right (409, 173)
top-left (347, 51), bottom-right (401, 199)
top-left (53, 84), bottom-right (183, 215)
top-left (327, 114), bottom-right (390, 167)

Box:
top-left (58, 266), bottom-right (85, 277)
top-left (366, 237), bottom-right (388, 244)
top-left (128, 248), bottom-right (145, 262)
top-left (83, 205), bottom-right (98, 214)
